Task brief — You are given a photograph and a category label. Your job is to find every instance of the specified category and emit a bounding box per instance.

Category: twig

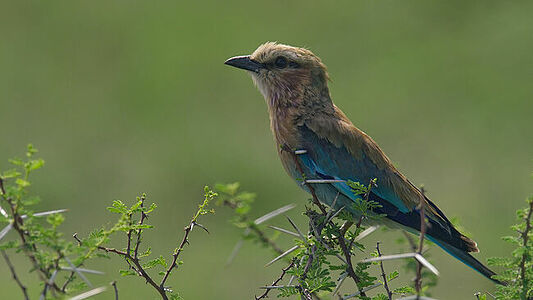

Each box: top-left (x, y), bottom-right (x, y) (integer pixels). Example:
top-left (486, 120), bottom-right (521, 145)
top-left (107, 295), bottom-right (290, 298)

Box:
top-left (376, 242), bottom-right (393, 300)
top-left (40, 270), bottom-right (58, 300)
top-left (250, 225), bottom-right (284, 254)
top-left (223, 203), bottom-right (292, 264)
top-left (1, 250), bottom-right (29, 300)
top-left (415, 187), bottom-right (427, 298)
top-left (0, 179), bottom-right (63, 293)
top-left (519, 197), bottom-right (532, 299)
top-left (0, 177), bottom-right (6, 196)
top-left (301, 244), bottom-right (317, 280)
top-left (61, 271), bottom-right (76, 292)
top-left (111, 281), bottom-right (119, 300)
top-left (256, 259), bottom-right (295, 299)
top-left (76, 226), bottom-right (167, 299)
top-left (95, 244), bottom-right (165, 297)
top-left (160, 219), bottom-right (199, 290)
top-left (337, 222), bottom-right (367, 297)
top-left (335, 178), bottom-right (377, 297)
top-left (133, 194), bottom-right (147, 259)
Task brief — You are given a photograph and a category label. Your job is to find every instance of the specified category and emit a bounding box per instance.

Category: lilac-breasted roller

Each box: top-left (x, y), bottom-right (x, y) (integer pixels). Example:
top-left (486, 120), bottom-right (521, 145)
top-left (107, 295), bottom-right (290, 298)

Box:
top-left (225, 42), bottom-right (499, 283)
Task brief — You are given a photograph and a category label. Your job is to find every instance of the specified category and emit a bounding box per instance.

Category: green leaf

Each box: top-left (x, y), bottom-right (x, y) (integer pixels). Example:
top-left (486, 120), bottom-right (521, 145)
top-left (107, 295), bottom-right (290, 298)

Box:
top-left (28, 159), bottom-right (45, 171)
top-left (169, 293), bottom-right (183, 300)
top-left (15, 178), bottom-right (30, 188)
top-left (392, 286), bottom-right (415, 294)
top-left (0, 241), bottom-right (18, 250)
top-left (47, 213), bottom-right (65, 227)
top-left (21, 196), bottom-right (41, 206)
top-left (107, 200), bottom-right (128, 214)
top-left (1, 169), bottom-right (21, 179)
top-left (26, 144), bottom-right (38, 157)
top-left (143, 255), bottom-right (167, 269)
top-left (130, 200), bottom-right (143, 211)
top-left (119, 269), bottom-right (137, 276)
top-left (215, 182), bottom-right (240, 196)
top-left (387, 270), bottom-right (399, 281)
top-left (8, 158), bottom-right (24, 166)
top-left (144, 203), bottom-right (157, 213)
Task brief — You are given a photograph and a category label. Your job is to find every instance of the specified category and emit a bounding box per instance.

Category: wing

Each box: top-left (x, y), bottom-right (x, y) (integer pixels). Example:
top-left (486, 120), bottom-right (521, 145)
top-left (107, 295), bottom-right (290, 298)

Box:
top-left (299, 120), bottom-right (417, 214)
top-left (298, 115), bottom-right (478, 253)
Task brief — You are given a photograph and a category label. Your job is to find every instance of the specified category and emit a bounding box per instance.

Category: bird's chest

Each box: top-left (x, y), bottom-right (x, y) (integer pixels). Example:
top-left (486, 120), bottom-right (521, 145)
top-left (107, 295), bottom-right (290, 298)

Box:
top-left (269, 113), bottom-right (313, 181)
top-left (269, 106), bottom-right (304, 147)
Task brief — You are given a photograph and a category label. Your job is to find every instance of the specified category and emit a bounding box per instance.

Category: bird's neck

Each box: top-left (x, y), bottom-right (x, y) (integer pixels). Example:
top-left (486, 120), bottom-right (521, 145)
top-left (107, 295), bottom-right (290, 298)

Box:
top-left (267, 86), bottom-right (334, 149)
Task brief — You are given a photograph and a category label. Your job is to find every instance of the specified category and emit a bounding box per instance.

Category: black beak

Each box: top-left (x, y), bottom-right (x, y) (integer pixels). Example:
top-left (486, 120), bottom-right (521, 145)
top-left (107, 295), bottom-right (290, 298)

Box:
top-left (224, 55), bottom-right (264, 73)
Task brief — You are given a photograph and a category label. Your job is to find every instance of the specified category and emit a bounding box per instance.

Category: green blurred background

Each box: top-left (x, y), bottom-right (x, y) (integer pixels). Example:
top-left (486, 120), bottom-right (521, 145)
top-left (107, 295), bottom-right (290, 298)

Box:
top-left (1, 1), bottom-right (532, 299)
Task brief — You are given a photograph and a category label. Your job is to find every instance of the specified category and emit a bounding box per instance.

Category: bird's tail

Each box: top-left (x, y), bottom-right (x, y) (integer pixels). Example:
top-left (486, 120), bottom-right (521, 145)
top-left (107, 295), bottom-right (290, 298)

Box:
top-left (427, 235), bottom-right (505, 285)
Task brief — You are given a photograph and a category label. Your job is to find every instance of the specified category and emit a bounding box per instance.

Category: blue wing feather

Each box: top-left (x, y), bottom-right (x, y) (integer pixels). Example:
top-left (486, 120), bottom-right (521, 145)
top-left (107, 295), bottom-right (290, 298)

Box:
top-left (298, 125), bottom-right (410, 213)
top-left (296, 125), bottom-right (476, 253)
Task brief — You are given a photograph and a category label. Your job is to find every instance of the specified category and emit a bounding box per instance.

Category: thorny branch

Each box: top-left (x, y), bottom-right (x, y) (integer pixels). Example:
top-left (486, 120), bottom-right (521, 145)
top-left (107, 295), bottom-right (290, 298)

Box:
top-left (337, 221), bottom-right (367, 297)
top-left (221, 200), bottom-right (284, 255)
top-left (0, 178), bottom-right (63, 294)
top-left (1, 250), bottom-right (29, 300)
top-left (519, 198), bottom-right (533, 299)
top-left (75, 193), bottom-right (211, 300)
top-left (376, 242), bottom-right (393, 300)
top-left (160, 219), bottom-right (200, 289)
top-left (255, 259), bottom-right (296, 300)
top-left (111, 280), bottom-right (119, 300)
top-left (133, 196), bottom-right (148, 260)
top-left (76, 226), bottom-right (169, 299)
top-left (250, 224), bottom-right (284, 255)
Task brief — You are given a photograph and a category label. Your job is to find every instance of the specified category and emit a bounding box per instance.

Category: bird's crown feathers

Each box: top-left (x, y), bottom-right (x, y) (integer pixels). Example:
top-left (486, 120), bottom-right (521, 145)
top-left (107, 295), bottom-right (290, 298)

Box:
top-left (250, 42), bottom-right (329, 81)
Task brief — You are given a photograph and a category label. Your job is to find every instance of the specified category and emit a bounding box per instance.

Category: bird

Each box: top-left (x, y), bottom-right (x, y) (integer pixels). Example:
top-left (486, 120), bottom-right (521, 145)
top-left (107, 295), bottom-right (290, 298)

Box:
top-left (225, 42), bottom-right (500, 284)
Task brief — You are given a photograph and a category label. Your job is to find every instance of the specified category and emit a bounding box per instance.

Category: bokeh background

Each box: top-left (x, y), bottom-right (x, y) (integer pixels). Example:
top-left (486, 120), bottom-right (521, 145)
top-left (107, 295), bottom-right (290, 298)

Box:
top-left (1, 1), bottom-right (532, 299)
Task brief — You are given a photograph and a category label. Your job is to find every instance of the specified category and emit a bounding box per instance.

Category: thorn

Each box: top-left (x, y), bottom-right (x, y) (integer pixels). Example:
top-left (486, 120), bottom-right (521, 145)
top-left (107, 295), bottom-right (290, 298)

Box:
top-left (326, 206), bottom-right (345, 224)
top-left (0, 224), bottom-right (13, 242)
top-left (65, 257), bottom-right (93, 288)
top-left (193, 222), bottom-right (209, 234)
top-left (73, 233), bottom-right (82, 245)
top-left (265, 245), bottom-right (299, 267)
top-left (301, 179), bottom-right (345, 185)
top-left (285, 217), bottom-right (307, 243)
top-left (353, 226), bottom-right (378, 242)
top-left (254, 204), bottom-right (296, 225)
top-left (268, 225), bottom-right (300, 237)
top-left (414, 253), bottom-right (439, 276)
top-left (225, 239), bottom-right (244, 266)
top-left (61, 267), bottom-right (104, 275)
top-left (69, 286), bottom-right (107, 300)
top-left (0, 205), bottom-right (8, 218)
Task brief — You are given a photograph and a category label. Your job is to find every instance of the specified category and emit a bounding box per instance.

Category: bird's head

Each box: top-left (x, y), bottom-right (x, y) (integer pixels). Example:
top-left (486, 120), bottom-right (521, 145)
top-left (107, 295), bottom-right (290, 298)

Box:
top-left (225, 42), bottom-right (330, 107)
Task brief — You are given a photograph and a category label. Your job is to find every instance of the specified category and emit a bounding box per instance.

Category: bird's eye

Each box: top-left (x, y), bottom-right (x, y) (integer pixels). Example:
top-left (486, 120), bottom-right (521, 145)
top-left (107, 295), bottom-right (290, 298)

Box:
top-left (274, 56), bottom-right (288, 68)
